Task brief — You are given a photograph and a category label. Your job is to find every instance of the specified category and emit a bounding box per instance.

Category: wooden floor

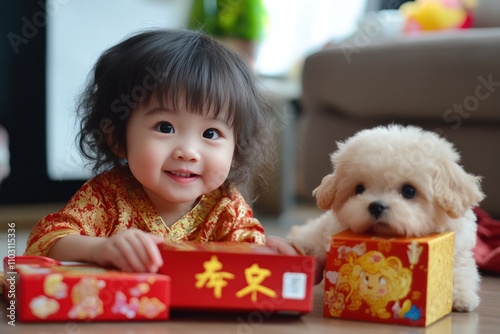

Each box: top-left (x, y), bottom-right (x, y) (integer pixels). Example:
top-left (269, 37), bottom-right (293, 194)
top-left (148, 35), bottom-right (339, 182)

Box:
top-left (1, 274), bottom-right (499, 333)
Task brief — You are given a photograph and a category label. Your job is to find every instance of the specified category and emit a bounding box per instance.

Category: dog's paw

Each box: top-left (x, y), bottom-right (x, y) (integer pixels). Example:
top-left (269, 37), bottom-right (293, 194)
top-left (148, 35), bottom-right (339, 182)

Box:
top-left (452, 290), bottom-right (480, 312)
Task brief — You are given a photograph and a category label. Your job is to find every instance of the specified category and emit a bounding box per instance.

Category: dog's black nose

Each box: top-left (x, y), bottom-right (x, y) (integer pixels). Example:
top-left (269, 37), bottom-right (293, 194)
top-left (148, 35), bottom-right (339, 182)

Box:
top-left (368, 201), bottom-right (387, 219)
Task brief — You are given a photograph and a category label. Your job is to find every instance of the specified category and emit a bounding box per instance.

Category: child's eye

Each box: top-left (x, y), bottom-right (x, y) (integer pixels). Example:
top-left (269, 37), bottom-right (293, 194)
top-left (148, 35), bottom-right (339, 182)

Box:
top-left (202, 128), bottom-right (220, 139)
top-left (156, 122), bottom-right (174, 134)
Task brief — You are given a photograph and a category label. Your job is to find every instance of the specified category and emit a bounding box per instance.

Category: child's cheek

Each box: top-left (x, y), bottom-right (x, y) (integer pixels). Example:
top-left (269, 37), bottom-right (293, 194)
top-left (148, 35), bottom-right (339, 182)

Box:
top-left (377, 287), bottom-right (387, 296)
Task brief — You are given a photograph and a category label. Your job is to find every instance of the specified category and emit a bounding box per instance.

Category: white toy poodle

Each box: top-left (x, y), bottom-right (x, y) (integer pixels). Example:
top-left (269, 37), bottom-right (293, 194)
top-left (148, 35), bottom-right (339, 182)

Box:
top-left (287, 124), bottom-right (484, 312)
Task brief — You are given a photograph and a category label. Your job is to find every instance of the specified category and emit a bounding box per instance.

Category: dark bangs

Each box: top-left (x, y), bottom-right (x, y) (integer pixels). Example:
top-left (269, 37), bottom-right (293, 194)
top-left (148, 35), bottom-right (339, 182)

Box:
top-left (140, 30), bottom-right (258, 133)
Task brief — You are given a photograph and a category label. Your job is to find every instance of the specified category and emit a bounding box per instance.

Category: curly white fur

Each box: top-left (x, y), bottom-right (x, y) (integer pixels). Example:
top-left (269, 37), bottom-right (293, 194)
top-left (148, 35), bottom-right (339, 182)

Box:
top-left (287, 124), bottom-right (484, 312)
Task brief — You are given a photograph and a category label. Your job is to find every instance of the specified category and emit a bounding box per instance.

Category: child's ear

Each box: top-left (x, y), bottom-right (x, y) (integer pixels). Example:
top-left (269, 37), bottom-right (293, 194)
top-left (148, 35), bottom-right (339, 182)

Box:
top-left (106, 133), bottom-right (126, 158)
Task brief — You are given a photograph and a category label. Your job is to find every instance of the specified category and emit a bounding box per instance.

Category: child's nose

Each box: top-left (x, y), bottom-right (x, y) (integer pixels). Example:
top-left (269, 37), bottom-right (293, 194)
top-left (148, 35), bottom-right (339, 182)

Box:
top-left (173, 145), bottom-right (200, 162)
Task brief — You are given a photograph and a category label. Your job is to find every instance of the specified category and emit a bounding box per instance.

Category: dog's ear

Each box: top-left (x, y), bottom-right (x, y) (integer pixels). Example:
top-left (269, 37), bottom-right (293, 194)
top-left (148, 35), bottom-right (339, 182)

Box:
top-left (433, 160), bottom-right (485, 218)
top-left (313, 173), bottom-right (337, 210)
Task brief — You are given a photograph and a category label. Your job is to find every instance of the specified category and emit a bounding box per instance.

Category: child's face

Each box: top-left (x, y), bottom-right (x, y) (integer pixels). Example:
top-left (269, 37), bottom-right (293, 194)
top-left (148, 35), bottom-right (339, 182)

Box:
top-left (124, 100), bottom-right (235, 210)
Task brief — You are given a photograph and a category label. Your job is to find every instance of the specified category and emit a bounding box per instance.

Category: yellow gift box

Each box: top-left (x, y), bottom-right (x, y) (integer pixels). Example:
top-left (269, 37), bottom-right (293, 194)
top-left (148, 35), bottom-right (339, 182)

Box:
top-left (323, 230), bottom-right (454, 327)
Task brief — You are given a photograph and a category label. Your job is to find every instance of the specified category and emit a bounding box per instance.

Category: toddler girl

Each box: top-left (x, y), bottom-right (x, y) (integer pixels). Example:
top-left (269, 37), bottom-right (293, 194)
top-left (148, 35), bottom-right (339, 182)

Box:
top-left (25, 29), bottom-right (297, 273)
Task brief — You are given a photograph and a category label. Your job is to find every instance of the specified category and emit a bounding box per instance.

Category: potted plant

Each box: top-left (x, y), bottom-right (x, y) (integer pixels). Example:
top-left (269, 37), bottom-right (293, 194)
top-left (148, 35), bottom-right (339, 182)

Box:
top-left (188, 0), bottom-right (267, 65)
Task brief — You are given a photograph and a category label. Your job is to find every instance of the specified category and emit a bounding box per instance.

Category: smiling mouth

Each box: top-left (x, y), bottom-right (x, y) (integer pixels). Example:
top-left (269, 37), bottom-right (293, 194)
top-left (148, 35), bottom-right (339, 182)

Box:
top-left (167, 171), bottom-right (197, 178)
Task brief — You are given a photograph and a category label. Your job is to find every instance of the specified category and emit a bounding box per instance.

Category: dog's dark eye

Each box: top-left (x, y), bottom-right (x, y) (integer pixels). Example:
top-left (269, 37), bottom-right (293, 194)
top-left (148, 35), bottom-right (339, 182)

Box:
top-left (401, 184), bottom-right (416, 199)
top-left (355, 184), bottom-right (365, 195)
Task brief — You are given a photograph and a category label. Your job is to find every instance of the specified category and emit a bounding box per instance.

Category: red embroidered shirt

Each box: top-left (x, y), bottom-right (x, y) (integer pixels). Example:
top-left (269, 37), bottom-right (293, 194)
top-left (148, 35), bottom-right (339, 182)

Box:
top-left (25, 167), bottom-right (265, 256)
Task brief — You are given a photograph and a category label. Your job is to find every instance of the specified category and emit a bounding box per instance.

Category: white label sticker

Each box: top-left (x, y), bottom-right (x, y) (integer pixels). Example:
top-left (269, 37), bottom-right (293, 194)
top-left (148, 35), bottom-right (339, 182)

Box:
top-left (282, 272), bottom-right (307, 300)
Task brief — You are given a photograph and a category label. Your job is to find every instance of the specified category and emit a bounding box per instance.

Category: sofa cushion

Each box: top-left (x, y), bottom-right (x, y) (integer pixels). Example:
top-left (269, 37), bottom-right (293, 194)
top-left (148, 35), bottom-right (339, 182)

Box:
top-left (301, 28), bottom-right (500, 122)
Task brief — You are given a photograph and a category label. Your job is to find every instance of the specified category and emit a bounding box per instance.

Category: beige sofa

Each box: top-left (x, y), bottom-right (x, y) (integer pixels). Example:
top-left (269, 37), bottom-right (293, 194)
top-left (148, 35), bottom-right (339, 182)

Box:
top-left (295, 0), bottom-right (500, 217)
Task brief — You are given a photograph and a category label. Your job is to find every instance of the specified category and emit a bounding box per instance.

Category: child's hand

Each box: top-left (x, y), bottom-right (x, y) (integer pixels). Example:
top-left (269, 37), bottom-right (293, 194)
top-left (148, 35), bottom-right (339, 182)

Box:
top-left (265, 235), bottom-right (300, 256)
top-left (265, 235), bottom-right (325, 285)
top-left (91, 228), bottom-right (164, 273)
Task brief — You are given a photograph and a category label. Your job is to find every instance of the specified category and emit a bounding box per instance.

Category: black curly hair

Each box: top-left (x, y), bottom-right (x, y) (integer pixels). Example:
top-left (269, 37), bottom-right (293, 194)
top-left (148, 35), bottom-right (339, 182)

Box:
top-left (77, 28), bottom-right (279, 193)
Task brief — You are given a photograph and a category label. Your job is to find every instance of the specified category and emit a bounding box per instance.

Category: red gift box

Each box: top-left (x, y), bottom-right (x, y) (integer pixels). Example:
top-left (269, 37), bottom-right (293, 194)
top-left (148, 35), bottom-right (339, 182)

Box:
top-left (158, 241), bottom-right (316, 314)
top-left (3, 256), bottom-right (170, 322)
top-left (323, 230), bottom-right (454, 327)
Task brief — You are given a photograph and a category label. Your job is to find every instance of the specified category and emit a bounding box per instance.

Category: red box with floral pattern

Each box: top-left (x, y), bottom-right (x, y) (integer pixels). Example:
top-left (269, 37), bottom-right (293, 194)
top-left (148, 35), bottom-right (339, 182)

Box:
top-left (2, 256), bottom-right (170, 322)
top-left (323, 230), bottom-right (454, 327)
